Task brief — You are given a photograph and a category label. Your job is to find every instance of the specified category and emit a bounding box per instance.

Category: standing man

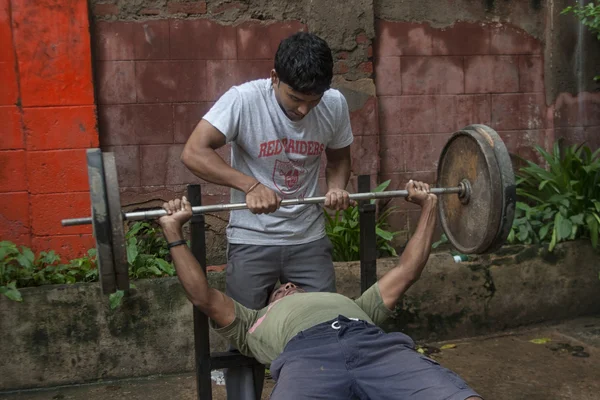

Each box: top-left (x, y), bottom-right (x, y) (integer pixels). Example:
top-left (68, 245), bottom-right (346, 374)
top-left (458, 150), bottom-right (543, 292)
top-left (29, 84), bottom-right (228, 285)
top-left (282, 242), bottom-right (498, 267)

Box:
top-left (181, 32), bottom-right (354, 399)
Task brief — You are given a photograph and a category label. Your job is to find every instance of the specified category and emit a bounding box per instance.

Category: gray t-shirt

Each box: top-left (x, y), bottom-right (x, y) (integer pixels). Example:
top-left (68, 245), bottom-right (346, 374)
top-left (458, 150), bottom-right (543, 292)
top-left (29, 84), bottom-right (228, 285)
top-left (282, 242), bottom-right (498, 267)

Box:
top-left (203, 79), bottom-right (354, 245)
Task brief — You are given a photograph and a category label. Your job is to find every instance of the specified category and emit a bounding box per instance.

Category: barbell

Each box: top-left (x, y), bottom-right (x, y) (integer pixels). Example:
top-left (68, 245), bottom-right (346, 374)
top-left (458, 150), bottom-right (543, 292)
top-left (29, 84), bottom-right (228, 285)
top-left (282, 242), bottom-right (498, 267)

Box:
top-left (61, 124), bottom-right (516, 294)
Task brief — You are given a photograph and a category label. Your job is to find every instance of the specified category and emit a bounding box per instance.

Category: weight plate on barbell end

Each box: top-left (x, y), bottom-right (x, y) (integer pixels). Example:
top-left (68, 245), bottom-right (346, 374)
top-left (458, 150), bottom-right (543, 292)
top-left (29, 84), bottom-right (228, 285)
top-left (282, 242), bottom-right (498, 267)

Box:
top-left (102, 152), bottom-right (129, 292)
top-left (463, 124), bottom-right (516, 253)
top-left (436, 126), bottom-right (515, 254)
top-left (87, 149), bottom-right (117, 294)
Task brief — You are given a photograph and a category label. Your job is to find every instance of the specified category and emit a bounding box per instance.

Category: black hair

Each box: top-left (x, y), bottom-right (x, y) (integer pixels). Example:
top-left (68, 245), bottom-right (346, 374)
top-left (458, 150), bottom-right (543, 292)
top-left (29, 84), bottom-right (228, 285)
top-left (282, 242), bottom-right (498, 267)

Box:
top-left (274, 32), bottom-right (334, 95)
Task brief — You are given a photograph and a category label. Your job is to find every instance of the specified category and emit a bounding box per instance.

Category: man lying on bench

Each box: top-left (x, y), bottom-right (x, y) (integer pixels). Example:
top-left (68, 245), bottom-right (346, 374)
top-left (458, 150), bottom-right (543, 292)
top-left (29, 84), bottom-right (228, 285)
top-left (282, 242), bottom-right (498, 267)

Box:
top-left (158, 180), bottom-right (482, 400)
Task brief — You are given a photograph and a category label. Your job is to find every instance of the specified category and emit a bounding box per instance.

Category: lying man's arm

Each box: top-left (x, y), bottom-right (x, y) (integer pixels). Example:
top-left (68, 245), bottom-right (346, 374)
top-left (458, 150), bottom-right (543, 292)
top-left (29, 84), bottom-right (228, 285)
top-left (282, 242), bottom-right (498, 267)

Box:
top-left (158, 197), bottom-right (236, 328)
top-left (378, 180), bottom-right (438, 309)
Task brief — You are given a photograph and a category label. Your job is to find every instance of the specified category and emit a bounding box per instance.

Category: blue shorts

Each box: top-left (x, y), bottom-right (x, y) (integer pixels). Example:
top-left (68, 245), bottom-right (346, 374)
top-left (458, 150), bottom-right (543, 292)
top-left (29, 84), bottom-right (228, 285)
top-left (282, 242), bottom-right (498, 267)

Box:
top-left (269, 316), bottom-right (481, 400)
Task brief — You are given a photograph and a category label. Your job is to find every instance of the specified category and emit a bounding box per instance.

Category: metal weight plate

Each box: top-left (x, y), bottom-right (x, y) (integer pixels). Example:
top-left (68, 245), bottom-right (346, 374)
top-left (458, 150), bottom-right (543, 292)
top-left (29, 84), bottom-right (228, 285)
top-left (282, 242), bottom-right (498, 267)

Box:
top-left (437, 126), bottom-right (514, 254)
top-left (87, 149), bottom-right (117, 294)
top-left (463, 125), bottom-right (516, 253)
top-left (102, 153), bottom-right (129, 291)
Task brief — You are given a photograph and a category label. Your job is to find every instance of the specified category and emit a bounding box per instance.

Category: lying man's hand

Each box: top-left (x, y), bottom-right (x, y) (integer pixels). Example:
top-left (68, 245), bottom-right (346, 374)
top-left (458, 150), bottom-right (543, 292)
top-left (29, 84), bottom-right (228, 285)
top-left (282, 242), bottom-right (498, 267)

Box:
top-left (158, 196), bottom-right (193, 229)
top-left (405, 180), bottom-right (436, 206)
top-left (325, 188), bottom-right (356, 211)
top-left (245, 182), bottom-right (282, 214)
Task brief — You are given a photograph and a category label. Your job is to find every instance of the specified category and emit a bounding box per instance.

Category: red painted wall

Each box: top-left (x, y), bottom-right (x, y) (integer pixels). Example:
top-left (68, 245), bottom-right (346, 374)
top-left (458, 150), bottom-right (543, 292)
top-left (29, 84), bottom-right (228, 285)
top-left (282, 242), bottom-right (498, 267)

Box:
top-left (0, 0), bottom-right (98, 260)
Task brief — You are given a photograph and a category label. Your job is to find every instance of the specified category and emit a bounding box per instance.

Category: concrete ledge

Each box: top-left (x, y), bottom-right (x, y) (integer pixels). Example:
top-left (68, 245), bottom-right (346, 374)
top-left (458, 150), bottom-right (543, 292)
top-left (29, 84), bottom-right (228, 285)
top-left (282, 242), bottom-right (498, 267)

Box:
top-left (1, 241), bottom-right (599, 391)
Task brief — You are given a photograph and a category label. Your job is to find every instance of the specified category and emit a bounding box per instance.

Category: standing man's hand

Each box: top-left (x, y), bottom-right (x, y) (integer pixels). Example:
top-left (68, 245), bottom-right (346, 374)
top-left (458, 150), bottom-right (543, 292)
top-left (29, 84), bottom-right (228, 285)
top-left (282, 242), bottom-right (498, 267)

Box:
top-left (324, 188), bottom-right (356, 211)
top-left (245, 181), bottom-right (282, 214)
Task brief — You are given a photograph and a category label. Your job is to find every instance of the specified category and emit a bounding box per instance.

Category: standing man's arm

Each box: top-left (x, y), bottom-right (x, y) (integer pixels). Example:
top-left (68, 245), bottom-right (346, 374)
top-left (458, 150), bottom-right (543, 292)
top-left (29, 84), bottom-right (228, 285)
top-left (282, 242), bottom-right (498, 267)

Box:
top-left (158, 197), bottom-right (236, 327)
top-left (182, 120), bottom-right (252, 193)
top-left (323, 94), bottom-right (355, 211)
top-left (324, 145), bottom-right (353, 210)
top-left (181, 103), bottom-right (281, 214)
top-left (377, 180), bottom-right (438, 309)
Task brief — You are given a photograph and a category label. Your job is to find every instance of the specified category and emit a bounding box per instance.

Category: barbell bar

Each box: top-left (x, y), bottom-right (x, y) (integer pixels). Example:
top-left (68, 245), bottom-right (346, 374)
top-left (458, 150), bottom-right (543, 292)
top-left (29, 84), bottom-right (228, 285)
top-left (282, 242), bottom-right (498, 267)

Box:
top-left (61, 184), bottom-right (468, 227)
top-left (60, 124), bottom-right (516, 294)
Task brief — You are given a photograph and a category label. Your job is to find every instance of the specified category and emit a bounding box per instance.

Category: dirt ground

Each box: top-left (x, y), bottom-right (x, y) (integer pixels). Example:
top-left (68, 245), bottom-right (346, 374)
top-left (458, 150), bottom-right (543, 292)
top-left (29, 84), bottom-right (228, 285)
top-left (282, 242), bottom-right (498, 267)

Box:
top-left (2, 316), bottom-right (599, 400)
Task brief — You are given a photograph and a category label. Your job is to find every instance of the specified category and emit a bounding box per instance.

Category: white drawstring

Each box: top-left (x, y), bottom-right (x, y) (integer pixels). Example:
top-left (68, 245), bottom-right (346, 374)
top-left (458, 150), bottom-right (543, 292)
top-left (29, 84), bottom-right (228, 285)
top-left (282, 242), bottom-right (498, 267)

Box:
top-left (331, 318), bottom-right (360, 330)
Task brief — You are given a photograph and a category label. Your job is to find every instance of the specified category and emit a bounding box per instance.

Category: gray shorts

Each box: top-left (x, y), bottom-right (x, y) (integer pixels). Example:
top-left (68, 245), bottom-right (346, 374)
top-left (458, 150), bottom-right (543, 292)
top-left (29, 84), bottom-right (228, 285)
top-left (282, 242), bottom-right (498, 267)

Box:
top-left (270, 316), bottom-right (482, 400)
top-left (225, 235), bottom-right (336, 309)
top-left (223, 236), bottom-right (336, 400)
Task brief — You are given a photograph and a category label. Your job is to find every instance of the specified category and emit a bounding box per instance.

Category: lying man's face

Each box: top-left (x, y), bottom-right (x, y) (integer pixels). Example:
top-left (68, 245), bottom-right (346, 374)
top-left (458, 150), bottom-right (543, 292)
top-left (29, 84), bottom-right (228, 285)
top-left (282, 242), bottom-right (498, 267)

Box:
top-left (269, 282), bottom-right (306, 304)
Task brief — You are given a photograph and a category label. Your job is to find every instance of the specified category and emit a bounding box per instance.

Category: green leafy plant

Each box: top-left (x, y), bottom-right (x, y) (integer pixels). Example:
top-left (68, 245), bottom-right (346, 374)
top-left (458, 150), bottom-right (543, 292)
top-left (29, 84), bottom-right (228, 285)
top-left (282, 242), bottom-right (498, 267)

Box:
top-left (0, 241), bottom-right (98, 301)
top-left (508, 141), bottom-right (600, 251)
top-left (324, 180), bottom-right (401, 261)
top-left (125, 221), bottom-right (176, 279)
top-left (1, 221), bottom-right (179, 303)
top-left (562, 2), bottom-right (600, 81)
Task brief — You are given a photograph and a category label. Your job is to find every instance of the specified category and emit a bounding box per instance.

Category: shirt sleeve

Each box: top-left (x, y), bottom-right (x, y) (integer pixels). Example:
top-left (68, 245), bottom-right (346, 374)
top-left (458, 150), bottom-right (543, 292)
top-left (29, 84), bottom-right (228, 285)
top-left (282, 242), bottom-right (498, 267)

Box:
top-left (354, 283), bottom-right (395, 326)
top-left (327, 92), bottom-right (354, 150)
top-left (209, 300), bottom-right (260, 358)
top-left (202, 87), bottom-right (242, 143)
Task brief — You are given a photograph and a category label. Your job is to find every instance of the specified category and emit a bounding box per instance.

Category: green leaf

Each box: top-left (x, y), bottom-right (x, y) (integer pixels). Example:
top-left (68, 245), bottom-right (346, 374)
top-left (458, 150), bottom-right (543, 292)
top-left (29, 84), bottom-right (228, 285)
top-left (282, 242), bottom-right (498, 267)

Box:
top-left (539, 224), bottom-right (551, 240)
top-left (586, 214), bottom-right (599, 248)
top-left (109, 290), bottom-right (125, 310)
top-left (558, 217), bottom-right (573, 240)
top-left (570, 214), bottom-right (585, 225)
top-left (0, 281), bottom-right (23, 302)
top-left (507, 229), bottom-right (515, 243)
top-left (376, 227), bottom-right (394, 241)
top-left (148, 265), bottom-right (162, 276)
top-left (561, 6), bottom-right (573, 14)
top-left (440, 344), bottom-right (457, 350)
top-left (16, 249), bottom-right (35, 269)
top-left (126, 237), bottom-right (139, 265)
top-left (373, 180), bottom-right (391, 193)
top-left (156, 259), bottom-right (175, 275)
top-left (529, 338), bottom-right (552, 344)
top-left (549, 225), bottom-right (558, 252)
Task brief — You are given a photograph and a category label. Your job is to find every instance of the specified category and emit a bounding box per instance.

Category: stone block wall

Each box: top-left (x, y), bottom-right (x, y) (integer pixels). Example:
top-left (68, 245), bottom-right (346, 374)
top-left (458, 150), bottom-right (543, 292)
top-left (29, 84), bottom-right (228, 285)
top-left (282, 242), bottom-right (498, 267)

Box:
top-left (0, 0), bottom-right (98, 260)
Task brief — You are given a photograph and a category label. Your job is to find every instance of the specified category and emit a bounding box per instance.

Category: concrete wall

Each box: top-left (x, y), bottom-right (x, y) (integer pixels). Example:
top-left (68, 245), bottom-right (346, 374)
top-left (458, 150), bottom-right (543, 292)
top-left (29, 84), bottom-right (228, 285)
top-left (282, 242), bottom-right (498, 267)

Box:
top-left (0, 0), bottom-right (98, 260)
top-left (1, 241), bottom-right (599, 391)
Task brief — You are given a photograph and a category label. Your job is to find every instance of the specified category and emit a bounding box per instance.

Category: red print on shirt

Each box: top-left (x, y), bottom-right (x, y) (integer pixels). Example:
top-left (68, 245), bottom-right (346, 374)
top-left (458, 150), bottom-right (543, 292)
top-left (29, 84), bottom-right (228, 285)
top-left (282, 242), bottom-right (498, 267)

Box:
top-left (273, 160), bottom-right (307, 195)
top-left (258, 139), bottom-right (325, 158)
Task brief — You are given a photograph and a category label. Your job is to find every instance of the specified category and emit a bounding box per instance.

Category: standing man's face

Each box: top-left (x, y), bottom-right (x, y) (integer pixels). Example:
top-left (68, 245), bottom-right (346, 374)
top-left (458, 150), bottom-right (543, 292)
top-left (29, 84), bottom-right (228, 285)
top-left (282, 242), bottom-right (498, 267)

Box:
top-left (271, 70), bottom-right (323, 122)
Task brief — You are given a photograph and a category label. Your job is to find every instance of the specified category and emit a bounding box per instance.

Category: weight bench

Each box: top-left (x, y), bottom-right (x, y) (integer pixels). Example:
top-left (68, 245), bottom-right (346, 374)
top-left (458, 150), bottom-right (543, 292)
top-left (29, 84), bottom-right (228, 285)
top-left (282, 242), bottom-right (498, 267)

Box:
top-left (187, 175), bottom-right (378, 400)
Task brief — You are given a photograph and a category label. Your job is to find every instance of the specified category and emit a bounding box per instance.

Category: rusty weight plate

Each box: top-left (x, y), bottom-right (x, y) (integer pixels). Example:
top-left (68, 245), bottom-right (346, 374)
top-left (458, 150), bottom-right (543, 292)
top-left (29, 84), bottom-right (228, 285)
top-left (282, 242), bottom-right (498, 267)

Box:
top-left (437, 126), bottom-right (515, 254)
top-left (464, 124), bottom-right (516, 253)
top-left (87, 149), bottom-right (117, 294)
top-left (102, 152), bottom-right (129, 291)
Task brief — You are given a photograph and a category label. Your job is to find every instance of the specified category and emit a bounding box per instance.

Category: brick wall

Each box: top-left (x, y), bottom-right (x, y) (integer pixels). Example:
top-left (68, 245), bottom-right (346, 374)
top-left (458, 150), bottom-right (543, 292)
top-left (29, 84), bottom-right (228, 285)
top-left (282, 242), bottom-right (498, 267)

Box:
top-left (0, 0), bottom-right (98, 260)
top-left (375, 20), bottom-right (600, 235)
top-left (93, 19), bottom-right (380, 212)
top-left (374, 21), bottom-right (550, 233)
top-left (94, 19), bottom-right (303, 208)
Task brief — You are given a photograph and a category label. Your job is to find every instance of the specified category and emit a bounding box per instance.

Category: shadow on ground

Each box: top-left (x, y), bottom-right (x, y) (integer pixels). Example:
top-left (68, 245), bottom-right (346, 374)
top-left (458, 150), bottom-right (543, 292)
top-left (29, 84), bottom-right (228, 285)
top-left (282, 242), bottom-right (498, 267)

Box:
top-left (2, 316), bottom-right (599, 400)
